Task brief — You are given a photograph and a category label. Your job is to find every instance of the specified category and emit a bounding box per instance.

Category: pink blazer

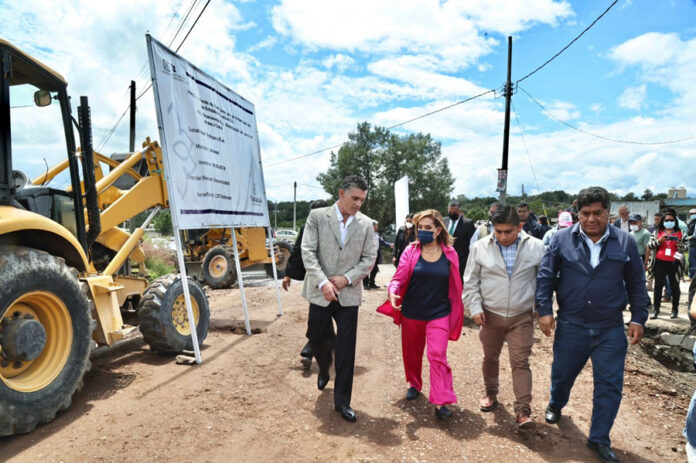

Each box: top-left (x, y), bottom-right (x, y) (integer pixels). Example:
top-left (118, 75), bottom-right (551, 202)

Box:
top-left (377, 242), bottom-right (464, 341)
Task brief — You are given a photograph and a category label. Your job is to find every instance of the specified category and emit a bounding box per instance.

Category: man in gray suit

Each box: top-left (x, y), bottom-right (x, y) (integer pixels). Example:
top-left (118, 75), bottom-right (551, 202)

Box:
top-left (301, 175), bottom-right (377, 422)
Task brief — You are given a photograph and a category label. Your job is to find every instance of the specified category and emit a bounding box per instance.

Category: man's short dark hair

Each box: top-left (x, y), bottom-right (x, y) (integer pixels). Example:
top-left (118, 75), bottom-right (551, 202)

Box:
top-left (406, 213), bottom-right (414, 219)
top-left (576, 186), bottom-right (611, 210)
top-left (539, 215), bottom-right (548, 225)
top-left (449, 200), bottom-right (460, 207)
top-left (517, 201), bottom-right (530, 210)
top-left (310, 199), bottom-right (328, 209)
top-left (340, 175), bottom-right (368, 192)
top-left (491, 206), bottom-right (520, 226)
top-left (654, 212), bottom-right (663, 217)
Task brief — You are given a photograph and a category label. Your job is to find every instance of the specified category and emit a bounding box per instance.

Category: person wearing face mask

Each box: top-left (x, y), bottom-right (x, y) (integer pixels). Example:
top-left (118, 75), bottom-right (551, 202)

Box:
top-left (648, 209), bottom-right (688, 319)
top-left (629, 214), bottom-right (651, 268)
top-left (378, 209), bottom-right (464, 420)
top-left (688, 208), bottom-right (696, 279)
top-left (393, 213), bottom-right (415, 267)
top-left (444, 200), bottom-right (476, 279)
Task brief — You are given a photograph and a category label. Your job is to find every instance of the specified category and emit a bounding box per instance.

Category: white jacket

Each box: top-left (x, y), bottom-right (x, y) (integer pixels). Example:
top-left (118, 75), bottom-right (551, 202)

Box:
top-left (462, 231), bottom-right (544, 318)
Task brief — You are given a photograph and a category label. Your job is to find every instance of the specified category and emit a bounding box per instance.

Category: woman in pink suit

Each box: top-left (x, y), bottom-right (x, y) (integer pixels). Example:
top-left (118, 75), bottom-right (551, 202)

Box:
top-left (387, 209), bottom-right (464, 419)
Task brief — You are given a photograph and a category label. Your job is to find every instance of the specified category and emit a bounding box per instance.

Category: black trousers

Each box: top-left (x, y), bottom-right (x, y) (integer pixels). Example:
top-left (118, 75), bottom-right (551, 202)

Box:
top-left (653, 259), bottom-right (680, 312)
top-left (307, 302), bottom-right (358, 407)
top-left (368, 264), bottom-right (379, 285)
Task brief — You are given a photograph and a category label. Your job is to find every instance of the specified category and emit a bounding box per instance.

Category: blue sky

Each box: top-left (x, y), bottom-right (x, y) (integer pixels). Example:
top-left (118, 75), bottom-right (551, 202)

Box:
top-left (3, 0), bottom-right (696, 201)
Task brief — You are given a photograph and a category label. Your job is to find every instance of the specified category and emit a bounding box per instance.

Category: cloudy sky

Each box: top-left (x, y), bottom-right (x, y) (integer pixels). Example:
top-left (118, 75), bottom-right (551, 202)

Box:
top-left (4, 0), bottom-right (696, 201)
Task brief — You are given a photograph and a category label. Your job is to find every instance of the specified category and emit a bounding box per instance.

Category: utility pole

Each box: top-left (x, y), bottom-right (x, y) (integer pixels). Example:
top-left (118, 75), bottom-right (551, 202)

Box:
top-left (129, 80), bottom-right (136, 152)
top-left (497, 36), bottom-right (513, 205)
top-left (274, 203), bottom-right (277, 228)
top-left (293, 181), bottom-right (297, 231)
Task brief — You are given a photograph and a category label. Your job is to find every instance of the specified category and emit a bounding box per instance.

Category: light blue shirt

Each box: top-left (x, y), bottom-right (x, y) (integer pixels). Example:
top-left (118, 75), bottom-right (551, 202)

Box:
top-left (494, 234), bottom-right (520, 277)
top-left (579, 226), bottom-right (610, 268)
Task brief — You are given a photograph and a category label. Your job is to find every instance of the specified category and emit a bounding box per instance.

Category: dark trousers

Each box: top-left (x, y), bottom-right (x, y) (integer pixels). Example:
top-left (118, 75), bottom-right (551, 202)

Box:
top-left (653, 259), bottom-right (680, 312)
top-left (307, 302), bottom-right (358, 407)
top-left (549, 320), bottom-right (628, 446)
top-left (301, 305), bottom-right (336, 358)
top-left (689, 246), bottom-right (696, 279)
top-left (368, 264), bottom-right (379, 285)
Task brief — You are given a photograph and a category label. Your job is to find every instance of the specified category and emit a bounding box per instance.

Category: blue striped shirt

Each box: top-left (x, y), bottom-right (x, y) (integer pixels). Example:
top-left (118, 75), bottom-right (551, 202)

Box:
top-left (494, 234), bottom-right (521, 277)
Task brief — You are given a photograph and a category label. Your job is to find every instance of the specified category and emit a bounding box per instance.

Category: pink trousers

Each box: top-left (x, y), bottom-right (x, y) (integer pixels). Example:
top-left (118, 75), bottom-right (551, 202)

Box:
top-left (400, 315), bottom-right (457, 406)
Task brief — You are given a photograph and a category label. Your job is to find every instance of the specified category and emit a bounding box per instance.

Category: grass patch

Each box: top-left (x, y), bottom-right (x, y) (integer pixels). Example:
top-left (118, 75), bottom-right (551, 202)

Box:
top-left (141, 239), bottom-right (177, 281)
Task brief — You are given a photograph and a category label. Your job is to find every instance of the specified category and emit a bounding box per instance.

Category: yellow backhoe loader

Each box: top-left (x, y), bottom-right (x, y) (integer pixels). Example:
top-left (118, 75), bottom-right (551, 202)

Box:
top-left (0, 39), bottom-right (211, 436)
top-left (183, 227), bottom-right (292, 289)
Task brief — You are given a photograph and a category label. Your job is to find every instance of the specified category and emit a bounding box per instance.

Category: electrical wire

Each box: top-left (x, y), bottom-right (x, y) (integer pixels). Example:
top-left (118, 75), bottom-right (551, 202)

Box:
top-left (518, 85), bottom-right (696, 145)
top-left (516, 0), bottom-right (619, 84)
top-left (511, 99), bottom-right (548, 217)
top-left (95, 0), bottom-right (212, 152)
top-left (266, 89), bottom-right (496, 168)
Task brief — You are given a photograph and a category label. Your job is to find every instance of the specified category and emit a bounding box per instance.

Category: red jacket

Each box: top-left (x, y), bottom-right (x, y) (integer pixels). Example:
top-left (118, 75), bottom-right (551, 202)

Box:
top-left (377, 242), bottom-right (464, 341)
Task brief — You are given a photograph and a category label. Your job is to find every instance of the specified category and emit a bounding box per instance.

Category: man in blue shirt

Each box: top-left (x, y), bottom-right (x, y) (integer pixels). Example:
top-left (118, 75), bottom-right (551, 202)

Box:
top-left (536, 186), bottom-right (649, 463)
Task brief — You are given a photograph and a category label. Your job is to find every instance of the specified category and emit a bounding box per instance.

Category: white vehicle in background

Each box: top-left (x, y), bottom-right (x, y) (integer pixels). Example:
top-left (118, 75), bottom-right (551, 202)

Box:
top-left (275, 228), bottom-right (298, 244)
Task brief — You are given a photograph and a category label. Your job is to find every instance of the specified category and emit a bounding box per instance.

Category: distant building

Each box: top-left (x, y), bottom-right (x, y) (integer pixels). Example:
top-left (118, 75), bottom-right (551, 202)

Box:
top-left (610, 188), bottom-right (696, 224)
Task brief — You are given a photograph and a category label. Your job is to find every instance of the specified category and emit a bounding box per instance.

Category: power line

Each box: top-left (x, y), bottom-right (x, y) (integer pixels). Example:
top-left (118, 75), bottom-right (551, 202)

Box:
top-left (518, 85), bottom-right (696, 145)
top-left (516, 0), bottom-right (619, 84)
top-left (266, 89), bottom-right (496, 168)
top-left (96, 0), bottom-right (212, 152)
top-left (511, 99), bottom-right (547, 217)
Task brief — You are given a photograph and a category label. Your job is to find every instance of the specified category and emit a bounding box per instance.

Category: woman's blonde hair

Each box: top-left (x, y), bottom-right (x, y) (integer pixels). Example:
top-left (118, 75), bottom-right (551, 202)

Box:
top-left (413, 209), bottom-right (454, 246)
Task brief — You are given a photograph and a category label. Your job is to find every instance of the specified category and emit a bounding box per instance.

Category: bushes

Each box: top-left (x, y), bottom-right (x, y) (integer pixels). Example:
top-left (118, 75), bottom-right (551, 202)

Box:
top-left (141, 238), bottom-right (177, 281)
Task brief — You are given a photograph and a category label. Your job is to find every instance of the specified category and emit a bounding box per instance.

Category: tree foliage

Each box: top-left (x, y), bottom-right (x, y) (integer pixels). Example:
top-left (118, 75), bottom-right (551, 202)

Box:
top-left (153, 209), bottom-right (173, 235)
top-left (316, 122), bottom-right (454, 227)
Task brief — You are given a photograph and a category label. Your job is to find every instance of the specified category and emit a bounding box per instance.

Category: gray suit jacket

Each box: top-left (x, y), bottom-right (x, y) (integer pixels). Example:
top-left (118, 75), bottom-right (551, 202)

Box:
top-left (301, 206), bottom-right (377, 307)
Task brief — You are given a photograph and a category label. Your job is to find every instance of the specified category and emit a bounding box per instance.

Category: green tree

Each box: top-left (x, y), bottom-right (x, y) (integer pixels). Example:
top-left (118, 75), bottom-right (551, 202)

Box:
top-left (153, 209), bottom-right (173, 235)
top-left (622, 192), bottom-right (638, 202)
top-left (317, 122), bottom-right (454, 227)
top-left (641, 188), bottom-right (654, 201)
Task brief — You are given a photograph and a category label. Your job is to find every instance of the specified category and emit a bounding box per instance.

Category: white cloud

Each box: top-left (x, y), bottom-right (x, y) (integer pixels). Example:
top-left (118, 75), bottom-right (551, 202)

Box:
top-left (544, 100), bottom-right (581, 120)
top-left (590, 103), bottom-right (604, 113)
top-left (618, 84), bottom-right (647, 110)
top-left (322, 54), bottom-right (356, 72)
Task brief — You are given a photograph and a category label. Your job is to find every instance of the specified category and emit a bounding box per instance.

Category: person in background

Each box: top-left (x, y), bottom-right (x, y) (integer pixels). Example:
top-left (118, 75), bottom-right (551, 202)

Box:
top-left (463, 206), bottom-right (544, 427)
top-left (386, 209), bottom-right (464, 420)
top-left (517, 202), bottom-right (544, 240)
top-left (393, 213), bottom-right (415, 266)
top-left (364, 220), bottom-right (393, 290)
top-left (444, 200), bottom-right (476, 279)
top-left (646, 212), bottom-right (663, 291)
top-left (282, 199), bottom-right (330, 370)
top-left (688, 208), bottom-right (696, 279)
top-left (470, 202), bottom-right (501, 246)
top-left (536, 186), bottom-right (648, 463)
top-left (542, 211), bottom-right (573, 247)
top-left (648, 209), bottom-right (687, 319)
top-left (613, 205), bottom-right (630, 232)
top-left (301, 175), bottom-right (377, 422)
top-left (538, 215), bottom-right (552, 237)
top-left (649, 212), bottom-right (662, 233)
top-left (629, 214), bottom-right (651, 268)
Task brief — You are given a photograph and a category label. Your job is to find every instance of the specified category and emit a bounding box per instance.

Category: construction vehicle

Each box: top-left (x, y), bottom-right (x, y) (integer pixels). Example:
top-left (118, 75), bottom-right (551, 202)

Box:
top-left (183, 227), bottom-right (292, 289)
top-left (0, 39), bottom-right (214, 436)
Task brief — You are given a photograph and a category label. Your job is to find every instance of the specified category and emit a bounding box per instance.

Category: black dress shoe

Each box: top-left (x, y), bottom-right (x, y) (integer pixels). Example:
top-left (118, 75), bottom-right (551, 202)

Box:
top-left (369, 283), bottom-right (380, 289)
top-left (317, 373), bottom-right (330, 390)
top-left (436, 406), bottom-right (453, 420)
top-left (650, 310), bottom-right (659, 319)
top-left (406, 387), bottom-right (420, 401)
top-left (300, 356), bottom-right (312, 370)
top-left (544, 404), bottom-right (561, 424)
top-left (335, 405), bottom-right (357, 422)
top-left (671, 309), bottom-right (679, 319)
top-left (586, 440), bottom-right (619, 463)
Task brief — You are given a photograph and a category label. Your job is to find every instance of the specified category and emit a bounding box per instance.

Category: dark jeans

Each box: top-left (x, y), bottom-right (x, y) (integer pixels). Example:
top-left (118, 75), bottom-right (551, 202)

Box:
top-left (307, 302), bottom-right (358, 408)
top-left (653, 259), bottom-right (680, 312)
top-left (689, 246), bottom-right (696, 279)
top-left (549, 320), bottom-right (628, 446)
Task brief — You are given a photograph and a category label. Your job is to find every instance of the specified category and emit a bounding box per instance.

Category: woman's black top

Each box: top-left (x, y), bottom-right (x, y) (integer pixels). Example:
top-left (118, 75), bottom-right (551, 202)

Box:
top-left (402, 253), bottom-right (451, 321)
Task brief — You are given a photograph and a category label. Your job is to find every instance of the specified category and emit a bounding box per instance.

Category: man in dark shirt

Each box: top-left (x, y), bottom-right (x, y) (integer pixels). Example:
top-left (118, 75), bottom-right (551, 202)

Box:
top-left (444, 200), bottom-right (476, 279)
top-left (517, 202), bottom-right (544, 240)
top-left (536, 186), bottom-right (649, 463)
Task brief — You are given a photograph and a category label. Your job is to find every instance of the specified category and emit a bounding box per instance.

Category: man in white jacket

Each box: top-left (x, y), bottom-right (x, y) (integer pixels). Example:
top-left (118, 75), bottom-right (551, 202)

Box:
top-left (463, 206), bottom-right (545, 427)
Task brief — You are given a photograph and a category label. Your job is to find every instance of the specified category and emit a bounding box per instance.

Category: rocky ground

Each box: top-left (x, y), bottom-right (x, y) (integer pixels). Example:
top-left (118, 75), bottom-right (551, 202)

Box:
top-left (2, 266), bottom-right (694, 462)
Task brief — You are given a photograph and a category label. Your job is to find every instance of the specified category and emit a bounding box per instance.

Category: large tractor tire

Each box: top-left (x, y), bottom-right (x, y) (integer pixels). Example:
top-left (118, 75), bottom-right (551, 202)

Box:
top-left (201, 245), bottom-right (237, 289)
top-left (137, 275), bottom-right (210, 354)
top-left (265, 240), bottom-right (292, 279)
top-left (0, 246), bottom-right (95, 437)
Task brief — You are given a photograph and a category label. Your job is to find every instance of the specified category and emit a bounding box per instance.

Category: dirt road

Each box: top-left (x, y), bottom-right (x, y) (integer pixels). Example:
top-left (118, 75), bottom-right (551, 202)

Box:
top-left (2, 266), bottom-right (694, 462)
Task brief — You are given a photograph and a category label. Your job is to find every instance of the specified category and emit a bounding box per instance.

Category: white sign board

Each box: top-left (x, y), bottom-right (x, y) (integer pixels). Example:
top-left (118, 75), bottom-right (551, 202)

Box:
top-left (394, 175), bottom-right (410, 226)
top-left (147, 35), bottom-right (270, 230)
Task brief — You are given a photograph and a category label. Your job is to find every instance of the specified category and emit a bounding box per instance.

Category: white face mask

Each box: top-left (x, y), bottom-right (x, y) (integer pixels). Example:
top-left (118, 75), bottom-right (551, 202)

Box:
top-left (405, 222), bottom-right (414, 229)
top-left (629, 225), bottom-right (639, 232)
